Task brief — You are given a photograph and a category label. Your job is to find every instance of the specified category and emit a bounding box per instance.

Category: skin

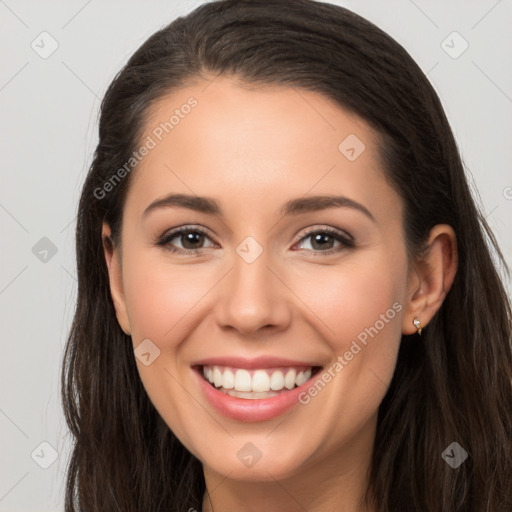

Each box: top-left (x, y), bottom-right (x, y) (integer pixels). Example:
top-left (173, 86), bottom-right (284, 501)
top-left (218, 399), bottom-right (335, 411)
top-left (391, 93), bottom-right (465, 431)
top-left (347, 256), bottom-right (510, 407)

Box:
top-left (102, 75), bottom-right (457, 512)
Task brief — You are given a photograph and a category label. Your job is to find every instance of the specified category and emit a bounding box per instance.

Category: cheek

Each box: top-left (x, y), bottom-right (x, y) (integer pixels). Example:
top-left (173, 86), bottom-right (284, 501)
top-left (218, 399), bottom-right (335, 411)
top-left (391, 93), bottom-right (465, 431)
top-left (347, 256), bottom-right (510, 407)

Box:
top-left (121, 253), bottom-right (213, 442)
top-left (291, 252), bottom-right (406, 395)
top-left (290, 258), bottom-right (405, 435)
top-left (293, 255), bottom-right (405, 340)
top-left (123, 255), bottom-right (216, 340)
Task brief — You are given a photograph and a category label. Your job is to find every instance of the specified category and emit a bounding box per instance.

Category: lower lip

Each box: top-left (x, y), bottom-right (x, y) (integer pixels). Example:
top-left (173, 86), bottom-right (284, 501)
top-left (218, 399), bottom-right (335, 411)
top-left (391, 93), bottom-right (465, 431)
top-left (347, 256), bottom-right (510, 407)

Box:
top-left (193, 367), bottom-right (319, 422)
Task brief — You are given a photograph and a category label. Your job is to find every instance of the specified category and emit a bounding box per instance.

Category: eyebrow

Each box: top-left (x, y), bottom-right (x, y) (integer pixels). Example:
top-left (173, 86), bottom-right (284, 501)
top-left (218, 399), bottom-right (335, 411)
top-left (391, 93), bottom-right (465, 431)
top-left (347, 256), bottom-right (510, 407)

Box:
top-left (142, 193), bottom-right (375, 222)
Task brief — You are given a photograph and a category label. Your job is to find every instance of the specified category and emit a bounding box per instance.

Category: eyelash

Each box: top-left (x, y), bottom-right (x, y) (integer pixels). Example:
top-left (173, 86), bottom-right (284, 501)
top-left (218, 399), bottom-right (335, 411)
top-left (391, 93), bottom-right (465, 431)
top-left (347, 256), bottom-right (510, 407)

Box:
top-left (156, 225), bottom-right (355, 256)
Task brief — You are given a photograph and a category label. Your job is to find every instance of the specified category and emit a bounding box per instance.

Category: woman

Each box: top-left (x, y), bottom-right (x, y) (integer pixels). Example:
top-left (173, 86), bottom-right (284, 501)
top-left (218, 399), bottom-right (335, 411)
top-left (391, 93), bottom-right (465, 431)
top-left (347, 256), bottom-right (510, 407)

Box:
top-left (61, 0), bottom-right (512, 510)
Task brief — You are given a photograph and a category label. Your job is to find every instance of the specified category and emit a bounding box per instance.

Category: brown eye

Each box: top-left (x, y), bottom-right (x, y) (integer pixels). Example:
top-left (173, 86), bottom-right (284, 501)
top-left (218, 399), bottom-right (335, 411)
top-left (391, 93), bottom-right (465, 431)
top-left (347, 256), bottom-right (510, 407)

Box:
top-left (295, 228), bottom-right (355, 254)
top-left (157, 227), bottom-right (215, 253)
top-left (179, 231), bottom-right (207, 250)
top-left (309, 232), bottom-right (336, 251)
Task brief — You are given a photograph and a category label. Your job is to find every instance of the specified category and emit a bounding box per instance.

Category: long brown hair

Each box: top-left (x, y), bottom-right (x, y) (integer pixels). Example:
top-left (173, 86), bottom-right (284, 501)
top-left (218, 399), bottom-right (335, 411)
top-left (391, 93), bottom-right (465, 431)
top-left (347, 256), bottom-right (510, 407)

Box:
top-left (61, 1), bottom-right (512, 510)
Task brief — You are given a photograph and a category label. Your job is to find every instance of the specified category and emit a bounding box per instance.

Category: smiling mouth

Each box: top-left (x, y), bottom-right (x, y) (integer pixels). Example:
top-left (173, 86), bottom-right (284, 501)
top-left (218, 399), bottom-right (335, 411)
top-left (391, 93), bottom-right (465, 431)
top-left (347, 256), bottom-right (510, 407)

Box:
top-left (194, 364), bottom-right (322, 399)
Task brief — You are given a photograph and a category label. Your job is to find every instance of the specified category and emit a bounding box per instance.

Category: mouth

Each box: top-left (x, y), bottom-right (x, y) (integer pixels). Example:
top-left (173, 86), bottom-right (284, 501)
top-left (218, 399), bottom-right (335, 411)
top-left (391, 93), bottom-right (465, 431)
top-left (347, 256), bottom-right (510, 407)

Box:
top-left (193, 364), bottom-right (323, 400)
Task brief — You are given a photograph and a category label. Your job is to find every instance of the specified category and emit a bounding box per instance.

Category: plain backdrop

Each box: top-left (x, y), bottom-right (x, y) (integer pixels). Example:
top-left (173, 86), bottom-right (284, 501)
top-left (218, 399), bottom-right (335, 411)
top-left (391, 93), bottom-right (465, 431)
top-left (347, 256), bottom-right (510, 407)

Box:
top-left (1, 1), bottom-right (511, 510)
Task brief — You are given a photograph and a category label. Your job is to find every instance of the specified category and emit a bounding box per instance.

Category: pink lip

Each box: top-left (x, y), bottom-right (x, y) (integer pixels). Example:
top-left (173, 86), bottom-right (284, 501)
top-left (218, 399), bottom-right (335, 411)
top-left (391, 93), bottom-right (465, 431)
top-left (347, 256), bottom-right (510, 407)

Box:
top-left (192, 366), bottom-right (320, 422)
top-left (191, 355), bottom-right (321, 369)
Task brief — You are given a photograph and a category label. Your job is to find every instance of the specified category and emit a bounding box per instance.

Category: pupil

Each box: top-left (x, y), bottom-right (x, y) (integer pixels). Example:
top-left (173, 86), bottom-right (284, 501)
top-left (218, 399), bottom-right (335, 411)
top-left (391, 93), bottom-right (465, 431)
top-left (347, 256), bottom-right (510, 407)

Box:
top-left (179, 232), bottom-right (334, 251)
top-left (182, 232), bottom-right (204, 249)
top-left (312, 233), bottom-right (332, 250)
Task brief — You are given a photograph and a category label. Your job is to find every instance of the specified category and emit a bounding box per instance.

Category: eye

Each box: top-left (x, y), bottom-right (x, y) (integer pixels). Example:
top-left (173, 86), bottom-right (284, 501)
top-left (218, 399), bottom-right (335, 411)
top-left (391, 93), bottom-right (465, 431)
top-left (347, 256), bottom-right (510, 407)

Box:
top-left (294, 227), bottom-right (355, 254)
top-left (156, 226), bottom-right (216, 254)
top-left (156, 225), bottom-right (355, 255)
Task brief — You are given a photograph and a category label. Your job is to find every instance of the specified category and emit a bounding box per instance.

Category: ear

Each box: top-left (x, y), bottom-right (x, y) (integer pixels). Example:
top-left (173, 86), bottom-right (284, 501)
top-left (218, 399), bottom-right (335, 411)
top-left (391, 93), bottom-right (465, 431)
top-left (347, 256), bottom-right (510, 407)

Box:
top-left (402, 224), bottom-right (458, 335)
top-left (102, 222), bottom-right (131, 335)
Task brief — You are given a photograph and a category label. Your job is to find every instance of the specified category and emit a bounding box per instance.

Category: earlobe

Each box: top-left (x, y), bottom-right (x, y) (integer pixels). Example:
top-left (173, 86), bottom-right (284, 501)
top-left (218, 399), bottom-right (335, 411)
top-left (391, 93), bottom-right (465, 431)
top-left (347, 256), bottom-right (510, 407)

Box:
top-left (402, 224), bottom-right (458, 335)
top-left (101, 222), bottom-right (131, 336)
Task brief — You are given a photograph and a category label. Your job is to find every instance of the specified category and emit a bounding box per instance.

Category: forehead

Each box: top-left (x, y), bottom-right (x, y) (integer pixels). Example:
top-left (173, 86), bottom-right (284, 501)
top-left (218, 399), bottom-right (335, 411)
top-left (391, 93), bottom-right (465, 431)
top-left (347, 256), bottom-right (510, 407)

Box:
top-left (124, 76), bottom-right (399, 222)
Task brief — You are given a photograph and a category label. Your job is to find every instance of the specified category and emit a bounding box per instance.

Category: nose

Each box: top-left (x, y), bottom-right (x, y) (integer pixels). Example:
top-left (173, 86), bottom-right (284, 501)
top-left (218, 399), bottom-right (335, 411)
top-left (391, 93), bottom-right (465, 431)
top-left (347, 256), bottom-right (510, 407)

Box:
top-left (214, 248), bottom-right (292, 337)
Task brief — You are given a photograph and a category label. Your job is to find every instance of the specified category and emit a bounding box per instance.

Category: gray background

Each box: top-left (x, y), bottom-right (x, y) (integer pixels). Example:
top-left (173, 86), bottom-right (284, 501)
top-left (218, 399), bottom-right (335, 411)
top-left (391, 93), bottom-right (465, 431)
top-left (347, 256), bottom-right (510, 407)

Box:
top-left (1, 1), bottom-right (511, 510)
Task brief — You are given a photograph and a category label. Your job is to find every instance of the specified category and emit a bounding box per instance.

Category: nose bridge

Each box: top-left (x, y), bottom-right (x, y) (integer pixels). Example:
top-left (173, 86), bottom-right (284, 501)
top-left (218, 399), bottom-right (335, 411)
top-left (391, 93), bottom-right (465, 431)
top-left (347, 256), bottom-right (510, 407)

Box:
top-left (215, 241), bottom-right (291, 335)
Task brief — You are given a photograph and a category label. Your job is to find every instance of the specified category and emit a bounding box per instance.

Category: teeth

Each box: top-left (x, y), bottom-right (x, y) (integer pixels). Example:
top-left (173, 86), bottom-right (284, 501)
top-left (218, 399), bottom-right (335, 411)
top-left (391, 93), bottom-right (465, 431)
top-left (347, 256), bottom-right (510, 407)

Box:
top-left (225, 389), bottom-right (280, 399)
top-left (252, 370), bottom-right (270, 392)
top-left (284, 369), bottom-right (296, 390)
top-left (270, 370), bottom-right (284, 391)
top-left (222, 369), bottom-right (235, 389)
top-left (213, 367), bottom-right (223, 388)
top-left (296, 371), bottom-right (308, 387)
top-left (235, 369), bottom-right (252, 391)
top-left (202, 365), bottom-right (313, 392)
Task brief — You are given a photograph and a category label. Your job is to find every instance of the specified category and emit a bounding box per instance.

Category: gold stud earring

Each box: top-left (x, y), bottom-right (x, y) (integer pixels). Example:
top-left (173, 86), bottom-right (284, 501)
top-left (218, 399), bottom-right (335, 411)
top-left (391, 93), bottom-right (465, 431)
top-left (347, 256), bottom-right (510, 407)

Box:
top-left (413, 318), bottom-right (422, 335)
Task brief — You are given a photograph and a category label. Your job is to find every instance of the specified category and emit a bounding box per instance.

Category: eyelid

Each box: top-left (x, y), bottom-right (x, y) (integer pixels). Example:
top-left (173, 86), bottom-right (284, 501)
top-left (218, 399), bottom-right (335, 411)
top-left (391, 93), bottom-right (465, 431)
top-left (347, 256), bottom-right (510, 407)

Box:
top-left (294, 225), bottom-right (354, 244)
top-left (292, 226), bottom-right (355, 254)
top-left (156, 224), bottom-right (218, 253)
top-left (156, 224), bottom-right (355, 255)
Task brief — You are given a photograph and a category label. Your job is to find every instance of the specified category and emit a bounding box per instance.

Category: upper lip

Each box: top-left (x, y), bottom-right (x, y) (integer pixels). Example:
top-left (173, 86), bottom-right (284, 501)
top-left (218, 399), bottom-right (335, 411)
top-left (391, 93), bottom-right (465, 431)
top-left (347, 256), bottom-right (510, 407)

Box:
top-left (191, 356), bottom-right (323, 369)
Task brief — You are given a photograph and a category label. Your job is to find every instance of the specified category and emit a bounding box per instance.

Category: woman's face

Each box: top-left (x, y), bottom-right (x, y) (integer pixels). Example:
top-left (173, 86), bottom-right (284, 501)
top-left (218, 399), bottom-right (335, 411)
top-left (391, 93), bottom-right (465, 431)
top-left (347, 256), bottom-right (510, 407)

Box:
top-left (105, 76), bottom-right (414, 483)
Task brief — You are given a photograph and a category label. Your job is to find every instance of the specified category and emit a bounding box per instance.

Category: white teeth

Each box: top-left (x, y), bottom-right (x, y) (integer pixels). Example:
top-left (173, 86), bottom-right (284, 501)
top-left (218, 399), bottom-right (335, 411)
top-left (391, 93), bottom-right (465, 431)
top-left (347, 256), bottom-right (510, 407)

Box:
top-left (284, 369), bottom-right (296, 389)
top-left (202, 365), bottom-right (314, 392)
top-left (213, 367), bottom-right (223, 388)
top-left (296, 370), bottom-right (308, 387)
top-left (222, 369), bottom-right (235, 389)
top-left (269, 370), bottom-right (284, 391)
top-left (234, 369), bottom-right (252, 391)
top-left (225, 389), bottom-right (279, 399)
top-left (252, 370), bottom-right (270, 392)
